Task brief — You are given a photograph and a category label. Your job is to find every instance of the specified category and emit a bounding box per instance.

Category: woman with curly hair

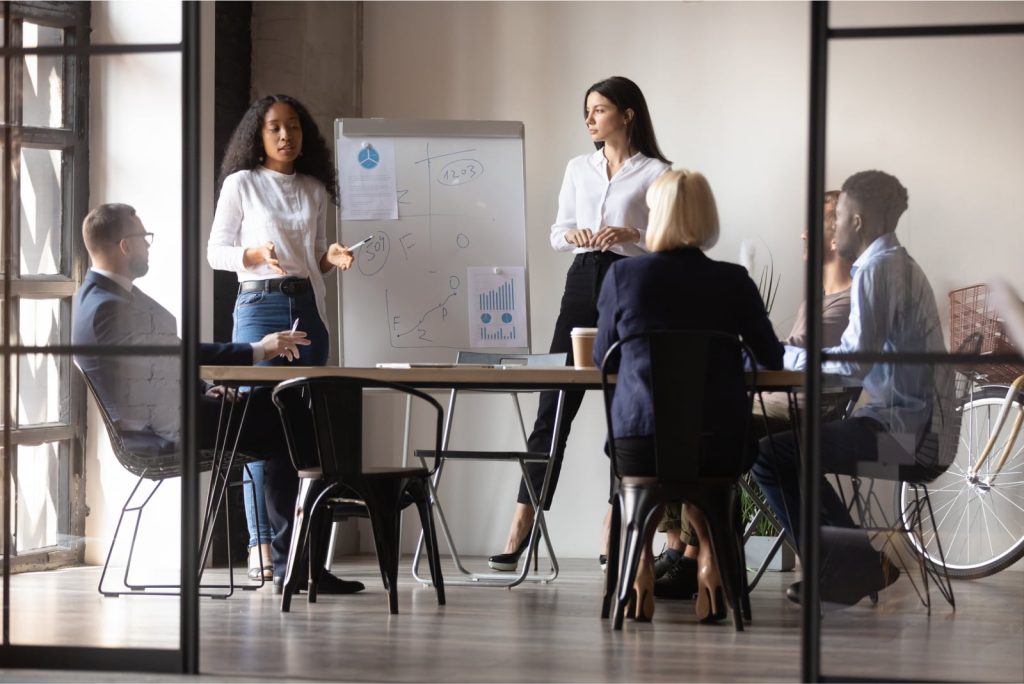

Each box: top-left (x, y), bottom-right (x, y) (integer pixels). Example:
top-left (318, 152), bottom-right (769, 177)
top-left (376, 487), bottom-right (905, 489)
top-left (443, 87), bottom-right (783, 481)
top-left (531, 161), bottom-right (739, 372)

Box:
top-left (208, 94), bottom-right (355, 585)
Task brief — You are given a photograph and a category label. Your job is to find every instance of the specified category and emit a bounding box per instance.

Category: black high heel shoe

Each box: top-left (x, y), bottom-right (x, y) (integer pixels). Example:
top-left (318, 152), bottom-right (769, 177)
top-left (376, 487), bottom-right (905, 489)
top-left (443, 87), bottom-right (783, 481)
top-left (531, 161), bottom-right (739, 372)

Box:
top-left (488, 534), bottom-right (530, 571)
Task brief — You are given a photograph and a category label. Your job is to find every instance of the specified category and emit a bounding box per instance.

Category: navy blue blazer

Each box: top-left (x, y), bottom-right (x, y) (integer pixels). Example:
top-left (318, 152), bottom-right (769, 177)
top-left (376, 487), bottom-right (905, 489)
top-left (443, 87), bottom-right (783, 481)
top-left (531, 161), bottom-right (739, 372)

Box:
top-left (73, 270), bottom-right (252, 363)
top-left (594, 248), bottom-right (784, 467)
top-left (73, 270), bottom-right (253, 443)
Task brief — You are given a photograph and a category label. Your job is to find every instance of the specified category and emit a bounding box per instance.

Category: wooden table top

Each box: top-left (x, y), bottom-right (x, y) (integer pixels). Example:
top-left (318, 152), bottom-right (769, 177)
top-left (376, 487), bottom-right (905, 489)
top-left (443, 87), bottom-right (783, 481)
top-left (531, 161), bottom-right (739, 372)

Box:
top-left (201, 364), bottom-right (805, 391)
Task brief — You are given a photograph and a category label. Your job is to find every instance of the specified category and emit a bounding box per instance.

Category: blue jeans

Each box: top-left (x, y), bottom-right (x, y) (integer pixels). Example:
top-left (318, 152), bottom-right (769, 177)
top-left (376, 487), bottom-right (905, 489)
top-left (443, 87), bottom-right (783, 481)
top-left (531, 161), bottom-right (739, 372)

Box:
top-left (233, 287), bottom-right (329, 547)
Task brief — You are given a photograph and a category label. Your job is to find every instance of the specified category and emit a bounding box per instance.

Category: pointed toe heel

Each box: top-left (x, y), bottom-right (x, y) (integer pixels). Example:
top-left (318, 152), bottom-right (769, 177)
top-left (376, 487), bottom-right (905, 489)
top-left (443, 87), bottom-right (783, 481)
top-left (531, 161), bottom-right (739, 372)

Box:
top-left (487, 534), bottom-right (530, 571)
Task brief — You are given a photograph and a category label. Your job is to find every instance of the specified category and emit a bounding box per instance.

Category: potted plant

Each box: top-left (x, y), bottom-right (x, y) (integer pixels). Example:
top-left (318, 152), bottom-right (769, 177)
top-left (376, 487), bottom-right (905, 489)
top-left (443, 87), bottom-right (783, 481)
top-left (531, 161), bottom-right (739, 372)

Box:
top-left (741, 474), bottom-right (796, 572)
top-left (739, 239), bottom-right (795, 572)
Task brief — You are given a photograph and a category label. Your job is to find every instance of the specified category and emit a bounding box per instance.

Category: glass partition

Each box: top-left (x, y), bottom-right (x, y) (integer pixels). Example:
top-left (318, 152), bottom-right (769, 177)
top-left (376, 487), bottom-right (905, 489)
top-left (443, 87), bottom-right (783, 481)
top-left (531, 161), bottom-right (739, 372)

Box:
top-left (1, 0), bottom-right (197, 673)
top-left (810, 6), bottom-right (1024, 679)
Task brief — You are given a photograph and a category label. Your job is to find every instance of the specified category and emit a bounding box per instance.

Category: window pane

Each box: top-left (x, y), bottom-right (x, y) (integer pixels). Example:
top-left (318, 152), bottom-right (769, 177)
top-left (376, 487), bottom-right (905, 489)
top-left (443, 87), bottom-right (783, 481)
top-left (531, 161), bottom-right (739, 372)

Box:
top-left (20, 147), bottom-right (62, 276)
top-left (15, 441), bottom-right (61, 551)
top-left (0, 143), bottom-right (6, 274)
top-left (0, 20), bottom-right (5, 124)
top-left (21, 23), bottom-right (65, 129)
top-left (18, 299), bottom-right (61, 426)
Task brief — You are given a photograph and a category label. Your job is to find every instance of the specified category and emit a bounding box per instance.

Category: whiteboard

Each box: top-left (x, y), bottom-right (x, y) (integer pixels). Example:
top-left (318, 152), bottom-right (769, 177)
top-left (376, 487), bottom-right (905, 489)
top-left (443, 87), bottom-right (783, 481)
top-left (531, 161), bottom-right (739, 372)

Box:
top-left (335, 119), bottom-right (530, 366)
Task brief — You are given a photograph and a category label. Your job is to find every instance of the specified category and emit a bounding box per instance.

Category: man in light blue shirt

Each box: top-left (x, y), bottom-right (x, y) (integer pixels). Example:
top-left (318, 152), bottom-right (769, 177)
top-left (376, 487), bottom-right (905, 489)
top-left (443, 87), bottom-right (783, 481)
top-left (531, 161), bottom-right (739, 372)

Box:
top-left (752, 170), bottom-right (949, 606)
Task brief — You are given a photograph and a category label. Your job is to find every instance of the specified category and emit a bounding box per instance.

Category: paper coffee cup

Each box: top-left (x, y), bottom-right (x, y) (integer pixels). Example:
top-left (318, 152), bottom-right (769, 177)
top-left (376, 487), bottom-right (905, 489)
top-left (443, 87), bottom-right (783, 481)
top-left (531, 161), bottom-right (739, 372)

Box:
top-left (570, 327), bottom-right (599, 369)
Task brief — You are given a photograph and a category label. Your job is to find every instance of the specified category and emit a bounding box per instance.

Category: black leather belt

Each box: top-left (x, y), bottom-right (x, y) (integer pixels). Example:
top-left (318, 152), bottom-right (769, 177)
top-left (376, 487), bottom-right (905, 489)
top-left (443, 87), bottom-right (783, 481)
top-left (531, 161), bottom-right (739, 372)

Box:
top-left (238, 277), bottom-right (311, 296)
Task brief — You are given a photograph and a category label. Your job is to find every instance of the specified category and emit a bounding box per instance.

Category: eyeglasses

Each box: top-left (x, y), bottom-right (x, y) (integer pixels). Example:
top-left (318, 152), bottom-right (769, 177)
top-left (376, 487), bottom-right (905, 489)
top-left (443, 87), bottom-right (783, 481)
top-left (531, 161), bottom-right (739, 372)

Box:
top-left (120, 232), bottom-right (154, 246)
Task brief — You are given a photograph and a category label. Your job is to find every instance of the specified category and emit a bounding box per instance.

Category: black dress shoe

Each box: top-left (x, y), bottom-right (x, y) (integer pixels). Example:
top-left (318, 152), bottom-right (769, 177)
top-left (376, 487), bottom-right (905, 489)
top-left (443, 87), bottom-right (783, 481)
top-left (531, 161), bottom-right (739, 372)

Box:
top-left (316, 572), bottom-right (366, 595)
top-left (488, 534), bottom-right (530, 571)
top-left (273, 573), bottom-right (365, 596)
top-left (654, 556), bottom-right (698, 600)
top-left (654, 551), bottom-right (683, 579)
top-left (786, 557), bottom-right (900, 607)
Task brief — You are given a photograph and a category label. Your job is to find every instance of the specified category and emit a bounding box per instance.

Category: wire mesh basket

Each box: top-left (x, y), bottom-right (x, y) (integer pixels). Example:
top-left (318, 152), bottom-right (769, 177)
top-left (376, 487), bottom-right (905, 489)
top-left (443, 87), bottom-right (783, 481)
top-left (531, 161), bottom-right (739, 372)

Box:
top-left (949, 284), bottom-right (1024, 385)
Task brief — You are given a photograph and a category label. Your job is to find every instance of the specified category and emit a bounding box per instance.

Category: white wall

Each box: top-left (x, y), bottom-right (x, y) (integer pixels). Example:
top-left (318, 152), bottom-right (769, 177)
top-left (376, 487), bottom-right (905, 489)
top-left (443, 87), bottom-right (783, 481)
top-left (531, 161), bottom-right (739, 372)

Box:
top-left (84, 0), bottom-right (216, 567)
top-left (361, 1), bottom-right (1024, 558)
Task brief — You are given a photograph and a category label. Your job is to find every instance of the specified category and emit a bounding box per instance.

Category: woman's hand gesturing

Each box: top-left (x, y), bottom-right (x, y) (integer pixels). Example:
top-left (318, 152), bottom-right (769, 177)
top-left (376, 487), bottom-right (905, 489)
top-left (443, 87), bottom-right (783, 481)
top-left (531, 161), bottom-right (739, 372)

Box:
top-left (323, 243), bottom-right (354, 271)
top-left (243, 241), bottom-right (286, 275)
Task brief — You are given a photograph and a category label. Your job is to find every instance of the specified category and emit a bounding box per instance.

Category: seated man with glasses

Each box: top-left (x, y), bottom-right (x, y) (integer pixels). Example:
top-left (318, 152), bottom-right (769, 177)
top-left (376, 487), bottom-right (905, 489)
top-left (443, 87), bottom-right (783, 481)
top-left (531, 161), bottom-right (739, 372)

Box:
top-left (72, 203), bottom-right (364, 594)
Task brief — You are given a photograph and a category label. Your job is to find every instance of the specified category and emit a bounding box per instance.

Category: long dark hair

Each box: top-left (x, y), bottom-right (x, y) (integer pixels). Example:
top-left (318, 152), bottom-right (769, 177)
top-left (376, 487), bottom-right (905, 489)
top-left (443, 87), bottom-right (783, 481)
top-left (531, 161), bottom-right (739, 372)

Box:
top-left (218, 94), bottom-right (339, 205)
top-left (584, 76), bottom-right (670, 164)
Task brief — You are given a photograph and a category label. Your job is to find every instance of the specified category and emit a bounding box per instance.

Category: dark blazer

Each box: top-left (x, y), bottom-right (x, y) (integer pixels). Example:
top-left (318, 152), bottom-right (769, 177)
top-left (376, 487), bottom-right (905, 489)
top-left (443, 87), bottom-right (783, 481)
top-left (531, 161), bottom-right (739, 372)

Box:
top-left (73, 270), bottom-right (252, 364)
top-left (72, 270), bottom-right (253, 442)
top-left (593, 248), bottom-right (784, 470)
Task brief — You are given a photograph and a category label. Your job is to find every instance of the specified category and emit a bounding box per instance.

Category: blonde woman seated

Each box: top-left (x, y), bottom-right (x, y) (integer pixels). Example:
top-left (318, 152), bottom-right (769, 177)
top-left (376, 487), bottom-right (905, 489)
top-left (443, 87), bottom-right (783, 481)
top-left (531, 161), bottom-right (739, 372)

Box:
top-left (593, 170), bottom-right (783, 622)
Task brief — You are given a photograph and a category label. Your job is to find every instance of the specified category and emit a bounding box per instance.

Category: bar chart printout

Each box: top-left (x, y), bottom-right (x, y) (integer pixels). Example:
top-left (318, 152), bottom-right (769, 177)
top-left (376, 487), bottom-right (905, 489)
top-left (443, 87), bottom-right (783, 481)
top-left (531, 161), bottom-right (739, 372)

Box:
top-left (468, 266), bottom-right (527, 348)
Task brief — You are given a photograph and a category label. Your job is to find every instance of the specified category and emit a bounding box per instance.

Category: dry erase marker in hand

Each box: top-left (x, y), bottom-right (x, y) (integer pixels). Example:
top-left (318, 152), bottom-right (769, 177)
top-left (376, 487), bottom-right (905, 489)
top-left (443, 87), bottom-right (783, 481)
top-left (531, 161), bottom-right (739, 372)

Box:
top-left (290, 318), bottom-right (300, 333)
top-left (349, 234), bottom-right (375, 251)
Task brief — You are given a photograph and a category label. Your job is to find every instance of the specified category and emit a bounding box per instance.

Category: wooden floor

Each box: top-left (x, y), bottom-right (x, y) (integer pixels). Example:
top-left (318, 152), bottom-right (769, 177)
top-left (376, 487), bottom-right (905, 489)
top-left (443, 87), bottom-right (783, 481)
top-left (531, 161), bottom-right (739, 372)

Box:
top-left (3, 556), bottom-right (1023, 682)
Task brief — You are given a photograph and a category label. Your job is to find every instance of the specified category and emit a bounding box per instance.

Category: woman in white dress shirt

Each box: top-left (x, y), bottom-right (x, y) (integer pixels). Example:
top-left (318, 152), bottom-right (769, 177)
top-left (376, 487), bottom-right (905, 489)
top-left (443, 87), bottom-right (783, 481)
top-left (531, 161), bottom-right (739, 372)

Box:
top-left (489, 76), bottom-right (671, 572)
top-left (208, 94), bottom-right (353, 580)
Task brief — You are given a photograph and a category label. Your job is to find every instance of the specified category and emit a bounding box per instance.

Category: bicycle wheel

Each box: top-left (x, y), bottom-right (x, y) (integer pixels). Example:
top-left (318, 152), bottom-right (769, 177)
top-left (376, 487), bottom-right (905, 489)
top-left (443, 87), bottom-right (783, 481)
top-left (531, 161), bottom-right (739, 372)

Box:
top-left (897, 384), bottom-right (1024, 579)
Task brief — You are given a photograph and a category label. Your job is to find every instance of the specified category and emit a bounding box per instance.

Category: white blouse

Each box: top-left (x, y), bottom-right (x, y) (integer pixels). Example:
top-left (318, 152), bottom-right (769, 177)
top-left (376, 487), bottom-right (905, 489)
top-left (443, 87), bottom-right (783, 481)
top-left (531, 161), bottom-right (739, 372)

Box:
top-left (207, 166), bottom-right (330, 328)
top-left (549, 150), bottom-right (670, 257)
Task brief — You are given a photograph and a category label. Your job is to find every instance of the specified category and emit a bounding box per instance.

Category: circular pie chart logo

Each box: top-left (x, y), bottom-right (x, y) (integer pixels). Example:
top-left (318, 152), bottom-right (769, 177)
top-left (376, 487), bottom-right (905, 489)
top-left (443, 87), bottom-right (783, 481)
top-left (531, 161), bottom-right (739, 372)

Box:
top-left (358, 146), bottom-right (380, 170)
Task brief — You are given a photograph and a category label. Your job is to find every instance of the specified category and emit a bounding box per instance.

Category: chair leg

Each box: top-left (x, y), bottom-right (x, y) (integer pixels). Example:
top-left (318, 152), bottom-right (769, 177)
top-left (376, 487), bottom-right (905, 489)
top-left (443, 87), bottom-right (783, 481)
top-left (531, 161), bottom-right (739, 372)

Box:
top-left (409, 479), bottom-right (445, 606)
top-left (690, 485), bottom-right (745, 632)
top-left (613, 483), bottom-right (659, 630)
top-left (364, 482), bottom-right (403, 615)
top-left (734, 492), bottom-right (753, 623)
top-left (305, 484), bottom-right (343, 604)
top-left (601, 494), bottom-right (622, 619)
top-left (918, 484), bottom-right (955, 610)
top-left (98, 475), bottom-right (151, 596)
top-left (280, 477), bottom-right (322, 613)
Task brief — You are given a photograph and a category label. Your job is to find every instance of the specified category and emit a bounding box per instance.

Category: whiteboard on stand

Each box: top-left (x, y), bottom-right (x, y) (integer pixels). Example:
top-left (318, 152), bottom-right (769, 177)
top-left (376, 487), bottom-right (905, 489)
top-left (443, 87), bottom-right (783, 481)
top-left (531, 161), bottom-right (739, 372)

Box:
top-left (335, 119), bottom-right (530, 366)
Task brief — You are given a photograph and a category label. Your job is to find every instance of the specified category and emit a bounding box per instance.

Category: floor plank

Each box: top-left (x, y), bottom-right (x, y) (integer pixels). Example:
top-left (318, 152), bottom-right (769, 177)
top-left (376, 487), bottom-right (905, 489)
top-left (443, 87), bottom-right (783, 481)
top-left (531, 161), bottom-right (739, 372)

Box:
top-left (3, 557), bottom-right (1022, 682)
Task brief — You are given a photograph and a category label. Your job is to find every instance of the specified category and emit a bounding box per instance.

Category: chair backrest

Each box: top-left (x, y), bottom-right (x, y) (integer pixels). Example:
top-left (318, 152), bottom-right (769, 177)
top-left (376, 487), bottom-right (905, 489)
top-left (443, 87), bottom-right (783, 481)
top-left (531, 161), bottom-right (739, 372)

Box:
top-left (911, 331), bottom-right (985, 480)
top-left (599, 329), bottom-right (756, 482)
top-left (73, 359), bottom-right (184, 480)
top-left (272, 375), bottom-right (445, 479)
top-left (455, 351), bottom-right (567, 367)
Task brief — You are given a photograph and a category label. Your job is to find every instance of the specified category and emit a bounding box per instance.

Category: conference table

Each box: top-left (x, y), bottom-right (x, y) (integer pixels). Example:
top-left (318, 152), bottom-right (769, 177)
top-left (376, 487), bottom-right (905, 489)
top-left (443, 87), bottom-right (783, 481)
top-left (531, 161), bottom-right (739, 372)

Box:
top-left (200, 364), bottom-right (805, 589)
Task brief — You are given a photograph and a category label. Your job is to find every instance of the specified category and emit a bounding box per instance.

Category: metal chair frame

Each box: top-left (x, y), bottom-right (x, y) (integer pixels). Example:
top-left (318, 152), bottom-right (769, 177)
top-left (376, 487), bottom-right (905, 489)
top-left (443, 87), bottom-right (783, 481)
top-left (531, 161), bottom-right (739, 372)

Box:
top-left (600, 329), bottom-right (757, 631)
top-left (78, 362), bottom-right (265, 598)
top-left (410, 351), bottom-right (566, 588)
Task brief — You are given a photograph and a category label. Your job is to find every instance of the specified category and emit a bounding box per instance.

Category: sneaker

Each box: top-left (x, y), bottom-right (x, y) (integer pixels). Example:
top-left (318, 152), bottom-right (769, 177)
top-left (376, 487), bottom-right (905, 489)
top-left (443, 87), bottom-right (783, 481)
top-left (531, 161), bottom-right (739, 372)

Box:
top-left (653, 556), bottom-right (698, 600)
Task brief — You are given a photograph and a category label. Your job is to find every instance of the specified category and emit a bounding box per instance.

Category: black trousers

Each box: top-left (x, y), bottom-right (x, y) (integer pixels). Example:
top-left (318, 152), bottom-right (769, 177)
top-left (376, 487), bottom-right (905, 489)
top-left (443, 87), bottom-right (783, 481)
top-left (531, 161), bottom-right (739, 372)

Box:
top-left (198, 387), bottom-right (297, 578)
top-left (518, 251), bottom-right (624, 508)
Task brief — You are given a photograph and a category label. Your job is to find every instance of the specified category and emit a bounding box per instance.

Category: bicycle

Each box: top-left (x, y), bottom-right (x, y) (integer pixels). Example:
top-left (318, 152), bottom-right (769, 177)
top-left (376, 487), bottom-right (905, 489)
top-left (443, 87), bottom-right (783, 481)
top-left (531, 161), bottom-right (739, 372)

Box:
top-left (897, 284), bottom-right (1024, 579)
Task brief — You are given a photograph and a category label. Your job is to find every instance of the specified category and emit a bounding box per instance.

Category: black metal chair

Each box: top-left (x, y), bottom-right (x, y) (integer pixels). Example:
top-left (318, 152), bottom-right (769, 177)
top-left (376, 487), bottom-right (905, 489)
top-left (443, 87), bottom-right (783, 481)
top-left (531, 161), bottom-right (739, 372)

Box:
top-left (599, 329), bottom-right (757, 631)
top-left (272, 375), bottom-right (446, 614)
top-left (76, 361), bottom-right (262, 597)
top-left (848, 332), bottom-right (984, 612)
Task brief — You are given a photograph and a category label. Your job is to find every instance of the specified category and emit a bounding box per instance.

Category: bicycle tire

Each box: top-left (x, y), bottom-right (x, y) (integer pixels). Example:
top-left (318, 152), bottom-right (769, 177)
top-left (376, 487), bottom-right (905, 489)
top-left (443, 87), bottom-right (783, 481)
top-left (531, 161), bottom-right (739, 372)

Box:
top-left (896, 384), bottom-right (1024, 579)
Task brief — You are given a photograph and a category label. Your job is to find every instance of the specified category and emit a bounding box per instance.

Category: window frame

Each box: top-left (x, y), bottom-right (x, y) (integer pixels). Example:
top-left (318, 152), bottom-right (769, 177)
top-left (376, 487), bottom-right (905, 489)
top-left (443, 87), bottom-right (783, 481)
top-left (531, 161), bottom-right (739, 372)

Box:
top-left (1, 0), bottom-right (89, 572)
